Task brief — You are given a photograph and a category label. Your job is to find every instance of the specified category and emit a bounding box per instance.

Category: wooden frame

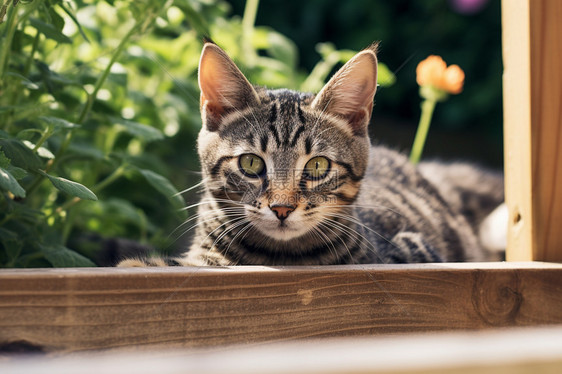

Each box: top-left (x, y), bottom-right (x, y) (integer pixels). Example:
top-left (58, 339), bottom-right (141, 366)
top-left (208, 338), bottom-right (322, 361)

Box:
top-left (503, 0), bottom-right (562, 261)
top-left (0, 262), bottom-right (560, 352)
top-left (1, 262), bottom-right (562, 353)
top-left (1, 0), bottom-right (562, 361)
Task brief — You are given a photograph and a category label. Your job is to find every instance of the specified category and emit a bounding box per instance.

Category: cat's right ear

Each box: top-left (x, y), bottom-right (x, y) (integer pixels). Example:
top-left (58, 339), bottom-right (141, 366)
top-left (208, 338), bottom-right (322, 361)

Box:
top-left (198, 43), bottom-right (260, 131)
top-left (311, 44), bottom-right (378, 137)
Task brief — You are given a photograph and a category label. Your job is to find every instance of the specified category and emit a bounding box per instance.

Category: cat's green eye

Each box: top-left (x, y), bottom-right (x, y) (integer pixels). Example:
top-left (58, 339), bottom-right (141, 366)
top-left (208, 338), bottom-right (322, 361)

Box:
top-left (304, 156), bottom-right (331, 180)
top-left (239, 154), bottom-right (266, 177)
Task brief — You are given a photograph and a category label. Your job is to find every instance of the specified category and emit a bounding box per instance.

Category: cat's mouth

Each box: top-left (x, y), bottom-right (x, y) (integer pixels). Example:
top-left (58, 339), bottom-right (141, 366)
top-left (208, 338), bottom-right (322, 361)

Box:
top-left (256, 217), bottom-right (311, 241)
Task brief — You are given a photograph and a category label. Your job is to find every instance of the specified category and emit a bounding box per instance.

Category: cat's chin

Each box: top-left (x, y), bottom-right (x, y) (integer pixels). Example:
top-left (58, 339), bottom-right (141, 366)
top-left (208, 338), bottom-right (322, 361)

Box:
top-left (255, 221), bottom-right (311, 242)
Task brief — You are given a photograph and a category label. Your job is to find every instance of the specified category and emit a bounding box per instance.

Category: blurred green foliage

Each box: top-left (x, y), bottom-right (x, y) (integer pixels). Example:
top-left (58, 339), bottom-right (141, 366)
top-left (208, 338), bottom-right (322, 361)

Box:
top-left (0, 0), bottom-right (397, 267)
top-left (229, 0), bottom-right (503, 165)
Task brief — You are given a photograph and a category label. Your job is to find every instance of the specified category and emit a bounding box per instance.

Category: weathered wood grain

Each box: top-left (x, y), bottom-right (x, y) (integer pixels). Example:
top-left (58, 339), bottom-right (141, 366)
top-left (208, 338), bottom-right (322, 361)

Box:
top-left (502, 0), bottom-right (562, 261)
top-left (1, 263), bottom-right (561, 353)
top-left (529, 0), bottom-right (562, 262)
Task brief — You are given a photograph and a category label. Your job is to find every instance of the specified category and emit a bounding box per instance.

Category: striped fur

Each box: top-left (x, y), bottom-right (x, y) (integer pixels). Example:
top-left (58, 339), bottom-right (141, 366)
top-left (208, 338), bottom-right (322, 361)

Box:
top-left (118, 42), bottom-right (504, 267)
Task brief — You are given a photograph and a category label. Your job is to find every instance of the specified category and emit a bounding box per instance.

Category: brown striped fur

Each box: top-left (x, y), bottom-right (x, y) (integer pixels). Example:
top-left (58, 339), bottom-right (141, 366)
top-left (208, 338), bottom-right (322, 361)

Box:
top-left (118, 42), bottom-right (503, 267)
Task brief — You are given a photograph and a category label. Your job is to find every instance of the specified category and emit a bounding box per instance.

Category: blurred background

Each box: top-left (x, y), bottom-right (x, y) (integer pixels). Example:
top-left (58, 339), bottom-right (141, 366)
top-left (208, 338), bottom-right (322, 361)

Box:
top-left (228, 0), bottom-right (503, 166)
top-left (0, 0), bottom-right (502, 266)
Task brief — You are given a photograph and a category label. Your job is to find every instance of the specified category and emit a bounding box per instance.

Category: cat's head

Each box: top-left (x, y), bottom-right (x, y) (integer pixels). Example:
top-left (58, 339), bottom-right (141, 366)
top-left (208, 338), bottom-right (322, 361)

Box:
top-left (197, 42), bottom-right (378, 241)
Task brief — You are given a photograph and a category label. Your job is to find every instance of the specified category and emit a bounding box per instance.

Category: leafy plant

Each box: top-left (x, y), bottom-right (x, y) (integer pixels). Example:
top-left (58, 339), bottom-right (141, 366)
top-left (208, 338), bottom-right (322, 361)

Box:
top-left (0, 0), bottom-right (394, 267)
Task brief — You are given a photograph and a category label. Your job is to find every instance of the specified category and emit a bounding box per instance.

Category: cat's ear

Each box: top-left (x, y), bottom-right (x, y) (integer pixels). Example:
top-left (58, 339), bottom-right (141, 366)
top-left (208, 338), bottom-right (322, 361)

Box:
top-left (198, 43), bottom-right (260, 131)
top-left (311, 45), bottom-right (378, 136)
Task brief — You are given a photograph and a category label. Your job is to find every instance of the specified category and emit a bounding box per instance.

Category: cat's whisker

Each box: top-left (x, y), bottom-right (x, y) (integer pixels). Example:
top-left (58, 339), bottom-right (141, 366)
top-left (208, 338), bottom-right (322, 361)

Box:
top-left (168, 208), bottom-right (247, 247)
top-left (172, 206), bottom-right (247, 236)
top-left (170, 213), bottom-right (246, 254)
top-left (222, 220), bottom-right (255, 263)
top-left (208, 217), bottom-right (250, 256)
top-left (316, 220), bottom-right (354, 262)
top-left (175, 178), bottom-right (209, 196)
top-left (376, 51), bottom-right (417, 94)
top-left (321, 216), bottom-right (378, 256)
top-left (323, 211), bottom-right (400, 252)
top-left (179, 197), bottom-right (246, 212)
top-left (308, 225), bottom-right (340, 264)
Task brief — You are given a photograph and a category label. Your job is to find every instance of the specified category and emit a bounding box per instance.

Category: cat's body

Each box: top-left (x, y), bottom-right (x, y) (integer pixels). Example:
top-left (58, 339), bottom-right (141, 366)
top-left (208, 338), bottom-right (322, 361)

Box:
top-left (118, 42), bottom-right (504, 267)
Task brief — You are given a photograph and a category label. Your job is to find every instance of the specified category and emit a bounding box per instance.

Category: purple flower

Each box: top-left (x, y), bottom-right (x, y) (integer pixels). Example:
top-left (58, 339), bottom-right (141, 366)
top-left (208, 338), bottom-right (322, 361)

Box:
top-left (449, 0), bottom-right (489, 14)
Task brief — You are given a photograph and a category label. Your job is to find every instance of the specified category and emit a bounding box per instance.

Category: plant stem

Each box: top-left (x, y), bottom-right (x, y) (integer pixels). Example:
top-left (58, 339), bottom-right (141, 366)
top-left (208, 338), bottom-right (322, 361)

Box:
top-left (0, 2), bottom-right (18, 83)
top-left (409, 98), bottom-right (437, 165)
top-left (58, 163), bottom-right (128, 244)
top-left (0, 0), bottom-right (40, 83)
top-left (53, 164), bottom-right (128, 217)
top-left (33, 127), bottom-right (53, 152)
top-left (77, 22), bottom-right (141, 125)
top-left (242, 0), bottom-right (259, 66)
top-left (27, 20), bottom-right (143, 196)
top-left (23, 29), bottom-right (40, 76)
top-left (6, 29), bottom-right (40, 125)
top-left (91, 163), bottom-right (128, 194)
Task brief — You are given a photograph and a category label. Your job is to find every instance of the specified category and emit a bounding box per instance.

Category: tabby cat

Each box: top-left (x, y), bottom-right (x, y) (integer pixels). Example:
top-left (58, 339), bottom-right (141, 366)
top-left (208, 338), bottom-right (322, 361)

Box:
top-left (118, 42), bottom-right (504, 267)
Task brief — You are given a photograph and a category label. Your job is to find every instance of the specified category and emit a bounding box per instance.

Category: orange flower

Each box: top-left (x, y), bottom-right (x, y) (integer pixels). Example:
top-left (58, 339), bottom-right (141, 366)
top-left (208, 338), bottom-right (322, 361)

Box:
top-left (416, 55), bottom-right (465, 94)
top-left (441, 64), bottom-right (464, 94)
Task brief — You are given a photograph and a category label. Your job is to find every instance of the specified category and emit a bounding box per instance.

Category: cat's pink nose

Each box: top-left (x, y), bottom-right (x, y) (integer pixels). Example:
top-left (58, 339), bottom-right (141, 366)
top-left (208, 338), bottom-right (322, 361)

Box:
top-left (270, 204), bottom-right (296, 221)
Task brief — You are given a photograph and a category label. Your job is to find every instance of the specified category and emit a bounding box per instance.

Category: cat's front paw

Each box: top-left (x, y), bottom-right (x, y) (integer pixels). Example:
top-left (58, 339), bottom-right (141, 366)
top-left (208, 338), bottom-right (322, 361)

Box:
top-left (116, 257), bottom-right (183, 267)
top-left (116, 255), bottom-right (211, 267)
top-left (116, 258), bottom-right (152, 267)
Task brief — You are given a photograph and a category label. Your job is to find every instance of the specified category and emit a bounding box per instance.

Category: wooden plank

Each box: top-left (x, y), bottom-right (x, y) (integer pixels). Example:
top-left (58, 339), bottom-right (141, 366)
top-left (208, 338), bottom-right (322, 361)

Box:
top-left (501, 0), bottom-right (534, 261)
top-left (3, 326), bottom-right (562, 374)
top-left (1, 263), bottom-right (561, 353)
top-left (529, 0), bottom-right (562, 262)
top-left (502, 0), bottom-right (562, 261)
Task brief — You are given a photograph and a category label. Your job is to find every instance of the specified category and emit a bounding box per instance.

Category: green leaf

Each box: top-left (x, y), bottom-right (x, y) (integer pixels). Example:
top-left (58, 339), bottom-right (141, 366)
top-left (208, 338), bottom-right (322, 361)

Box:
top-left (67, 142), bottom-right (105, 161)
top-left (0, 150), bottom-right (11, 168)
top-left (103, 198), bottom-right (145, 226)
top-left (6, 165), bottom-right (27, 180)
top-left (22, 140), bottom-right (55, 159)
top-left (0, 138), bottom-right (43, 171)
top-left (29, 17), bottom-right (72, 44)
top-left (0, 167), bottom-right (26, 198)
top-left (39, 171), bottom-right (98, 201)
top-left (137, 168), bottom-right (186, 213)
top-left (5, 72), bottom-right (40, 90)
top-left (266, 31), bottom-right (298, 69)
top-left (111, 117), bottom-right (164, 142)
top-left (174, 0), bottom-right (210, 37)
top-left (0, 150), bottom-right (26, 195)
top-left (0, 147), bottom-right (27, 180)
top-left (0, 228), bottom-right (18, 242)
top-left (0, 228), bottom-right (23, 261)
top-left (40, 244), bottom-right (96, 267)
top-left (39, 116), bottom-right (80, 130)
top-left (47, 6), bottom-right (66, 33)
top-left (58, 2), bottom-right (90, 43)
top-left (36, 61), bottom-right (78, 86)
top-left (377, 62), bottom-right (396, 87)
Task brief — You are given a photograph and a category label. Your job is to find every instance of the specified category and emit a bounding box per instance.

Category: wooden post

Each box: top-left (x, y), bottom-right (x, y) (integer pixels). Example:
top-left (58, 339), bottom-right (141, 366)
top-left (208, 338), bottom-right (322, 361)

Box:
top-left (502, 0), bottom-right (562, 261)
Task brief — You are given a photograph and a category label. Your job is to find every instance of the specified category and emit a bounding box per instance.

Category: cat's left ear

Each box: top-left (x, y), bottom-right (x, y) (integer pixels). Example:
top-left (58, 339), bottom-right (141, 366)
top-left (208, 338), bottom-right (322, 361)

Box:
top-left (311, 45), bottom-right (378, 136)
